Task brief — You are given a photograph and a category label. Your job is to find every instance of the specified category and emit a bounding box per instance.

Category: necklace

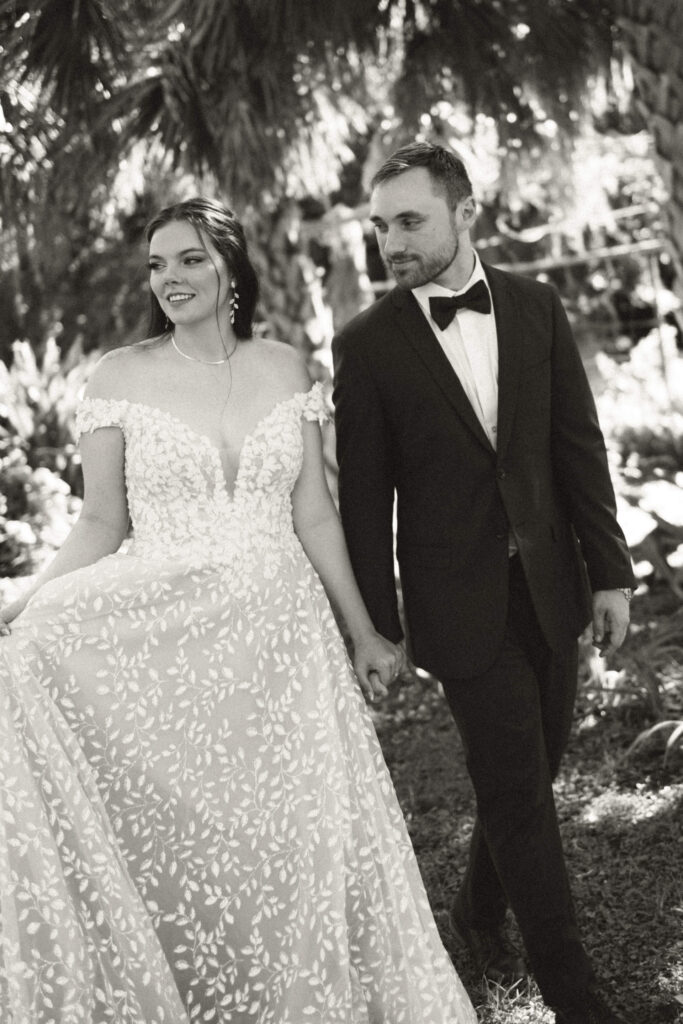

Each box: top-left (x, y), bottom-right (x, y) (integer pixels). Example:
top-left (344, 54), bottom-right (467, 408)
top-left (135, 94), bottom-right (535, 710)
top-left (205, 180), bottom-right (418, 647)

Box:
top-left (170, 332), bottom-right (229, 365)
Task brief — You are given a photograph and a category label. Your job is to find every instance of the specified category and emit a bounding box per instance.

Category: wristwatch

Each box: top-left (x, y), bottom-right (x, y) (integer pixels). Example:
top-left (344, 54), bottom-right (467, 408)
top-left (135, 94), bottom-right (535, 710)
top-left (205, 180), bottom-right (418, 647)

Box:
top-left (616, 587), bottom-right (634, 602)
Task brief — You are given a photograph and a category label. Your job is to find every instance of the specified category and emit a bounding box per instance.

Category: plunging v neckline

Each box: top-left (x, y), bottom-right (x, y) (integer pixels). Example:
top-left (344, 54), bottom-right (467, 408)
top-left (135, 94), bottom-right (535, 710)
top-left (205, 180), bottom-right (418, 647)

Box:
top-left (120, 390), bottom-right (311, 500)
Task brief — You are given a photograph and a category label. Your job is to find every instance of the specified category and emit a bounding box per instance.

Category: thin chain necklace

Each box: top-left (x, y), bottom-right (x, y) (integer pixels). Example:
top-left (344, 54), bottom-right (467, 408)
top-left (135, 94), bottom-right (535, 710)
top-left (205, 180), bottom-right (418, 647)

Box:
top-left (170, 332), bottom-right (230, 365)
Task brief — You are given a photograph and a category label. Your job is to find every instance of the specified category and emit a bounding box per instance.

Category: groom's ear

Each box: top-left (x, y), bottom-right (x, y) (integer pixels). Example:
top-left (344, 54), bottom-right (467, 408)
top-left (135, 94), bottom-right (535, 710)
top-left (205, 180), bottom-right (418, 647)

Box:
top-left (457, 196), bottom-right (477, 232)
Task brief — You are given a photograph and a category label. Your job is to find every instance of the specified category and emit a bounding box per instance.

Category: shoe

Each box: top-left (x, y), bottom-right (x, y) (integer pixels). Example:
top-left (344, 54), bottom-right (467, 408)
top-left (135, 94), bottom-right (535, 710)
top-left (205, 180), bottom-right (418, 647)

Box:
top-left (555, 988), bottom-right (629, 1023)
top-left (450, 899), bottom-right (528, 987)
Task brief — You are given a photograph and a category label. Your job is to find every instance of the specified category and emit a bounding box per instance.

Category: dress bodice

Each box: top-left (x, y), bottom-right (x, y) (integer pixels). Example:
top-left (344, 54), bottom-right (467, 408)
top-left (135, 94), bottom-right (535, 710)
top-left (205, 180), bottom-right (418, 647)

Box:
top-left (75, 384), bottom-right (328, 581)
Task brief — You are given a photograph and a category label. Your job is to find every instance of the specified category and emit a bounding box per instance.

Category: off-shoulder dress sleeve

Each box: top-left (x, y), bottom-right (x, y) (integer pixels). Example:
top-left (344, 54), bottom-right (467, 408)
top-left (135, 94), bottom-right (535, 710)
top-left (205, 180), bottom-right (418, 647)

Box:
top-left (299, 382), bottom-right (329, 426)
top-left (74, 397), bottom-right (127, 441)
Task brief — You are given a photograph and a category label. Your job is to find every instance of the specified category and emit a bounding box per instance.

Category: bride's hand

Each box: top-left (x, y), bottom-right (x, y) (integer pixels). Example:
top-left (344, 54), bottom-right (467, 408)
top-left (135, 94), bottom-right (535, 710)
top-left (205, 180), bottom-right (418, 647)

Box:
top-left (352, 632), bottom-right (405, 702)
top-left (0, 598), bottom-right (25, 637)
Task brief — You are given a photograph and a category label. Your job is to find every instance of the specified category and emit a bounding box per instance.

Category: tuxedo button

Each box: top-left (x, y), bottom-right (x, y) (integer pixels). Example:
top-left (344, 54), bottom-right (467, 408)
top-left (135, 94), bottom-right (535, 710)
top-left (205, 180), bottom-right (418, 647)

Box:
top-left (497, 468), bottom-right (507, 480)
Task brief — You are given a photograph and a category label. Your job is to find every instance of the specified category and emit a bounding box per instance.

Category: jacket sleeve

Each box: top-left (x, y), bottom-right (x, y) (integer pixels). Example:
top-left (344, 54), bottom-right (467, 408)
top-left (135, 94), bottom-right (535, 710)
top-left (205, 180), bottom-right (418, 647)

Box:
top-left (548, 288), bottom-right (635, 591)
top-left (332, 330), bottom-right (403, 643)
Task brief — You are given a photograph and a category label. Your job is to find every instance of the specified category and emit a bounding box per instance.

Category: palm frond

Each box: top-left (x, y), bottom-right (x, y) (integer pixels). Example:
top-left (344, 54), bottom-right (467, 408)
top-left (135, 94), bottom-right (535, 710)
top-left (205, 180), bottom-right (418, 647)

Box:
top-left (106, 57), bottom-right (219, 177)
top-left (0, 0), bottom-right (130, 113)
top-left (175, 0), bottom-right (387, 61)
top-left (391, 0), bottom-right (615, 140)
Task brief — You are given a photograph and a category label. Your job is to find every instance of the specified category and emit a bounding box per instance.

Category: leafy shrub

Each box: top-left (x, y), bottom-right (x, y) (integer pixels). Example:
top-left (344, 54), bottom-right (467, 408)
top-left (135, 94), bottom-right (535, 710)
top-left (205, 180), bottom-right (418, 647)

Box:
top-left (0, 339), bottom-right (95, 577)
top-left (588, 329), bottom-right (683, 739)
top-left (625, 604), bottom-right (683, 765)
top-left (595, 327), bottom-right (683, 481)
top-left (0, 338), bottom-right (96, 493)
top-left (0, 445), bottom-right (82, 578)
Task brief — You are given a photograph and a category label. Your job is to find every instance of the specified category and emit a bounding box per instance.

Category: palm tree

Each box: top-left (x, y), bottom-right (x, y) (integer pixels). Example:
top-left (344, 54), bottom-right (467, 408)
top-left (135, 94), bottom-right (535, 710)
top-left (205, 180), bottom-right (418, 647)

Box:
top-left (30, 1), bottom-right (622, 182)
top-left (1, 0), bottom-right (674, 356)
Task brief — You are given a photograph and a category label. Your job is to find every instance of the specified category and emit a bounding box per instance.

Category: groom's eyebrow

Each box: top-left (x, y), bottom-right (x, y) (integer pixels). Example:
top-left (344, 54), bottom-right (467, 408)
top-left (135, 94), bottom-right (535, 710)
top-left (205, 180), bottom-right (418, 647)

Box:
top-left (370, 209), bottom-right (423, 223)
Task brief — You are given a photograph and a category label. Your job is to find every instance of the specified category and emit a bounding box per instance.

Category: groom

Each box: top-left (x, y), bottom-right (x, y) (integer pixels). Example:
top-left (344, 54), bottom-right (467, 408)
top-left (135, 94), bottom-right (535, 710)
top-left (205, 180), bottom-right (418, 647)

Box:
top-left (332, 142), bottom-right (635, 1024)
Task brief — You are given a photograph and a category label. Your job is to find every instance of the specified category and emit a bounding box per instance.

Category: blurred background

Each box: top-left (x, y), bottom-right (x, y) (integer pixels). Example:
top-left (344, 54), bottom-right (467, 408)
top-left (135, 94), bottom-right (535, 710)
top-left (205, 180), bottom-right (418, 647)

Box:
top-left (1, 4), bottom-right (682, 1020)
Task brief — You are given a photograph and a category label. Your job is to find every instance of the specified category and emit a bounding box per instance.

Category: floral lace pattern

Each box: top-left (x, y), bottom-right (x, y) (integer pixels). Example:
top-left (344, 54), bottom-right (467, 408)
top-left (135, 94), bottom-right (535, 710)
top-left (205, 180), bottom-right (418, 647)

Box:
top-left (0, 639), bottom-right (188, 1022)
top-left (4, 385), bottom-right (476, 1023)
top-left (73, 386), bottom-right (327, 584)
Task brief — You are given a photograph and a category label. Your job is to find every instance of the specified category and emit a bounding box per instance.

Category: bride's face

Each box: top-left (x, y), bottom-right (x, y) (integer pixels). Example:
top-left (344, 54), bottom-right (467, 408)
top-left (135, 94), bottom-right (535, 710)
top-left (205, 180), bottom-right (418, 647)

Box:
top-left (148, 219), bottom-right (232, 329)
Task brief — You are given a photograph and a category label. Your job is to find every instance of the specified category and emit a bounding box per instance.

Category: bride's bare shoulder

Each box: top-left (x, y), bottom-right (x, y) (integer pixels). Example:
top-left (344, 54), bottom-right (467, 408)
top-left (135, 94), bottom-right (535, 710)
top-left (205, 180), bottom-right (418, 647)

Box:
top-left (246, 338), bottom-right (311, 394)
top-left (85, 338), bottom-right (167, 400)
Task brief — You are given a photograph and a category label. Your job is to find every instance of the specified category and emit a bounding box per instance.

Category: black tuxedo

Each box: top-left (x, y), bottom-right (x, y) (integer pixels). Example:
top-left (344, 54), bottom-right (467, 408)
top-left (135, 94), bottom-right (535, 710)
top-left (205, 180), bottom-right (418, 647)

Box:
top-left (332, 263), bottom-right (634, 1013)
top-left (332, 263), bottom-right (633, 678)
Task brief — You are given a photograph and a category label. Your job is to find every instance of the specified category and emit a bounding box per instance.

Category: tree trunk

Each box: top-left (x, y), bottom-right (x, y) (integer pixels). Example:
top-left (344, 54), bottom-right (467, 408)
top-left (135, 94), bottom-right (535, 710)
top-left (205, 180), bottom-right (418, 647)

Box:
top-left (615, 0), bottom-right (683, 293)
top-left (244, 202), bottom-right (333, 365)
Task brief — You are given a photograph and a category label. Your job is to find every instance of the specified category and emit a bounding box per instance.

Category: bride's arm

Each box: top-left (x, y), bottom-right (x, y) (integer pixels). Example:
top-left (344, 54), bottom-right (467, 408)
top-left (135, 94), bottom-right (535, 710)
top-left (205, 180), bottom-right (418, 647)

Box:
top-left (0, 426), bottom-right (129, 626)
top-left (292, 416), bottom-right (404, 701)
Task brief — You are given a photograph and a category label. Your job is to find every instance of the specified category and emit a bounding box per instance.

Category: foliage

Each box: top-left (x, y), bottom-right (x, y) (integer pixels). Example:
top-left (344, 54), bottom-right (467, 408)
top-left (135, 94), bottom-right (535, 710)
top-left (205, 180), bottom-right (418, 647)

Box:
top-left (0, 82), bottom-right (187, 361)
top-left (624, 602), bottom-right (683, 766)
top-left (0, 445), bottom-right (80, 577)
top-left (593, 329), bottom-right (683, 598)
top-left (597, 331), bottom-right (683, 481)
top-left (1, 0), bottom-right (619, 191)
top-left (0, 338), bottom-right (94, 484)
top-left (0, 0), bottom-right (633, 360)
top-left (576, 331), bottom-right (683, 764)
top-left (0, 338), bottom-right (93, 576)
top-left (629, 717), bottom-right (683, 766)
top-left (580, 592), bottom-right (683, 748)
top-left (0, 0), bottom-right (130, 115)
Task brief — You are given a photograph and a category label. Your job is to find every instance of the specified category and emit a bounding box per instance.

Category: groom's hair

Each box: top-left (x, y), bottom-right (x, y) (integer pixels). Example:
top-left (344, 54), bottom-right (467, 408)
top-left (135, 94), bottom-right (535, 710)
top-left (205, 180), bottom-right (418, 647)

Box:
top-left (371, 142), bottom-right (473, 210)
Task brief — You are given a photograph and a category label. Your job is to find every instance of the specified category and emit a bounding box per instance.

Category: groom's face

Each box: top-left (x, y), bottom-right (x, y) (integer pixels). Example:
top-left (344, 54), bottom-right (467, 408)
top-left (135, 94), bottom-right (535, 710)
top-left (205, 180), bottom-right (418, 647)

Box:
top-left (370, 167), bottom-right (473, 290)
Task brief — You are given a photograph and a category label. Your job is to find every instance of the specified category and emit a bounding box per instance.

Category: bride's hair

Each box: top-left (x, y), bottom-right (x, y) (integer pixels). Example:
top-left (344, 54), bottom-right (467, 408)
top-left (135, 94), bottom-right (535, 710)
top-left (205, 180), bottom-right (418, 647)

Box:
top-left (145, 197), bottom-right (260, 341)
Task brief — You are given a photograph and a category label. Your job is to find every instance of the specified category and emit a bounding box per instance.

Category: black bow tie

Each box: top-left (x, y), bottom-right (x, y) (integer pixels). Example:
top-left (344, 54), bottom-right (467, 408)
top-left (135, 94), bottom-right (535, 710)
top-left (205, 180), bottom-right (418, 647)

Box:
top-left (428, 280), bottom-right (491, 329)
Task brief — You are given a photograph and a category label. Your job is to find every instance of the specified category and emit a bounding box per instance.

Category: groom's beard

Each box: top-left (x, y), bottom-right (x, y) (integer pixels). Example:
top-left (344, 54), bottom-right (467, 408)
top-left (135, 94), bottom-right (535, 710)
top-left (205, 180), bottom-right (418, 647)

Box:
top-left (383, 235), bottom-right (460, 290)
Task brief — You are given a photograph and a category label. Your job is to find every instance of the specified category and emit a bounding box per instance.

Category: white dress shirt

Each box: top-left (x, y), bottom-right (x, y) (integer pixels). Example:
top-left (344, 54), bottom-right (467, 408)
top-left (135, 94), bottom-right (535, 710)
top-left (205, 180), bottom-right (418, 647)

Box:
top-left (413, 253), bottom-right (518, 555)
top-left (412, 252), bottom-right (498, 448)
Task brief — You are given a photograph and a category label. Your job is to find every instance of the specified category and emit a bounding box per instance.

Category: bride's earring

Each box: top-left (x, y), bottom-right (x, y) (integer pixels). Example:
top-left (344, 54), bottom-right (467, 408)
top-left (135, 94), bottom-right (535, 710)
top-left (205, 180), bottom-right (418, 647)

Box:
top-left (229, 283), bottom-right (240, 326)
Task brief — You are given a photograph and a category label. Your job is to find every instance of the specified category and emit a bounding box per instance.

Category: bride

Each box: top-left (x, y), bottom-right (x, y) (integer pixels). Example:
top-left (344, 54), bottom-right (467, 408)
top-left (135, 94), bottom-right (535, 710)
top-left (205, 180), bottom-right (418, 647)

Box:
top-left (0, 197), bottom-right (477, 1023)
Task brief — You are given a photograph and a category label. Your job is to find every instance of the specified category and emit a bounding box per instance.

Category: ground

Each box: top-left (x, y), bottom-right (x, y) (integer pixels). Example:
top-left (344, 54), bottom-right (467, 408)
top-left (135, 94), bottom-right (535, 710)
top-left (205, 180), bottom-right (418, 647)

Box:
top-left (370, 586), bottom-right (683, 1024)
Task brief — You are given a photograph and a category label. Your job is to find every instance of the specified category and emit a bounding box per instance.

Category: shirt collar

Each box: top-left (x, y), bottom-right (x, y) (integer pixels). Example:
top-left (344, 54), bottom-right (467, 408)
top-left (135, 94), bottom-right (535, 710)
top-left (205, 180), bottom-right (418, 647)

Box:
top-left (412, 251), bottom-right (488, 309)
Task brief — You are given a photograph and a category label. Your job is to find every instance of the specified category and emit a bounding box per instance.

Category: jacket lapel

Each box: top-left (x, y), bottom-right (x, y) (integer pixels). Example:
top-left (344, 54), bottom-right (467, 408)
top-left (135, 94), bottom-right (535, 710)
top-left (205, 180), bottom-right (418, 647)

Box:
top-left (389, 287), bottom-right (494, 454)
top-left (483, 263), bottom-right (522, 461)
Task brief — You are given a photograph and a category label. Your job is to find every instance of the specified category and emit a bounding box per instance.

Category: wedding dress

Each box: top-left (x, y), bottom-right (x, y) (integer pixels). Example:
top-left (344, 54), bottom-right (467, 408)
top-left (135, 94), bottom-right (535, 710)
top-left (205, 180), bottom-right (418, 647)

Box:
top-left (1, 382), bottom-right (477, 1023)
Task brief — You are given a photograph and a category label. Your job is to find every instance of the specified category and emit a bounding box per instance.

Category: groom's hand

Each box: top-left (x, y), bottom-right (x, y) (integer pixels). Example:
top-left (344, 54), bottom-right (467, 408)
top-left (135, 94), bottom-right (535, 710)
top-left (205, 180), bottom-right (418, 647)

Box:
top-left (592, 589), bottom-right (630, 658)
top-left (394, 639), bottom-right (417, 682)
top-left (353, 632), bottom-right (405, 702)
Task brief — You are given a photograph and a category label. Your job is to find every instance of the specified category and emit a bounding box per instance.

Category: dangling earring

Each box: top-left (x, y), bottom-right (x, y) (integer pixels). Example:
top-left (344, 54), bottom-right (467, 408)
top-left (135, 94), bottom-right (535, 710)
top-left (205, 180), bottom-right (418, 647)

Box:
top-left (163, 314), bottom-right (171, 331)
top-left (229, 283), bottom-right (240, 326)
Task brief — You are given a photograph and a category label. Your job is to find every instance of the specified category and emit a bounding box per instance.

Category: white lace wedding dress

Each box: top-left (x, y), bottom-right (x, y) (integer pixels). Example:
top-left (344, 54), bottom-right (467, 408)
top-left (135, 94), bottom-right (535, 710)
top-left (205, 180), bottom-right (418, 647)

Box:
top-left (1, 383), bottom-right (477, 1024)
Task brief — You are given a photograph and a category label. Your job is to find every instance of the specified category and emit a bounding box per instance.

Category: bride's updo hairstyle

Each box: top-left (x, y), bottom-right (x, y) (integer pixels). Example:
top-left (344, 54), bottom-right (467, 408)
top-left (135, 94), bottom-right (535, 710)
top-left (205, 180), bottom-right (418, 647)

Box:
top-left (145, 197), bottom-right (260, 340)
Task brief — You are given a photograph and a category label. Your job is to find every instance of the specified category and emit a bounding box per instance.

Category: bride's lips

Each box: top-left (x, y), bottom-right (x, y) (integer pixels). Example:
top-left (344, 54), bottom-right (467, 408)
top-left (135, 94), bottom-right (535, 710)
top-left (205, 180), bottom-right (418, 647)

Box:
top-left (165, 292), bottom-right (196, 305)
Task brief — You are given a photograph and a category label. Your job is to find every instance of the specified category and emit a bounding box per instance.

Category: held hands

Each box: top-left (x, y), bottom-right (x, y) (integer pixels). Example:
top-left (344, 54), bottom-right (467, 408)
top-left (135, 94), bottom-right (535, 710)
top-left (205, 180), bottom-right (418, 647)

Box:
top-left (592, 589), bottom-right (630, 658)
top-left (352, 631), bottom-right (407, 702)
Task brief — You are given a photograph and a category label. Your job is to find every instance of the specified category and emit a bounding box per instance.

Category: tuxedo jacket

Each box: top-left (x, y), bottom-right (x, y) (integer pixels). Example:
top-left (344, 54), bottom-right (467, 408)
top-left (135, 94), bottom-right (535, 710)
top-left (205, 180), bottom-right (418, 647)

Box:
top-left (332, 262), bottom-right (634, 679)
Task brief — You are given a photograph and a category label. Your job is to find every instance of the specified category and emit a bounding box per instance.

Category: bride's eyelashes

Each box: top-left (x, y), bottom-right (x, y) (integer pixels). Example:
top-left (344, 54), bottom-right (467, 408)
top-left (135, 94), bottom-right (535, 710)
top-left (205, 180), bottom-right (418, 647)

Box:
top-left (147, 256), bottom-right (206, 273)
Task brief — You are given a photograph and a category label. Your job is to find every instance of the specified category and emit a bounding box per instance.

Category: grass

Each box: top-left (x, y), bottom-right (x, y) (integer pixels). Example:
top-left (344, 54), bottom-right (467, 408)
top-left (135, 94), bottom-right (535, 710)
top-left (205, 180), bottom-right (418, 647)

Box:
top-left (370, 587), bottom-right (683, 1024)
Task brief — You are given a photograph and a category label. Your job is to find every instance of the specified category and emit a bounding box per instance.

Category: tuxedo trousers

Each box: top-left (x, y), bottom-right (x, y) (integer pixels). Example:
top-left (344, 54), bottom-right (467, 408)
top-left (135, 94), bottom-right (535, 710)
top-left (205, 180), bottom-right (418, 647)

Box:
top-left (441, 554), bottom-right (596, 1012)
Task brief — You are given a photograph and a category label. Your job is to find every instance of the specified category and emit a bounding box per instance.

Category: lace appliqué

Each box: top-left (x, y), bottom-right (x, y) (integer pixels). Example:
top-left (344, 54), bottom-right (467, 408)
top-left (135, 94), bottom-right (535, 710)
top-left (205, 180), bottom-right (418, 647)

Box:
top-left (2, 378), bottom-right (476, 1024)
top-left (74, 396), bottom-right (127, 440)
